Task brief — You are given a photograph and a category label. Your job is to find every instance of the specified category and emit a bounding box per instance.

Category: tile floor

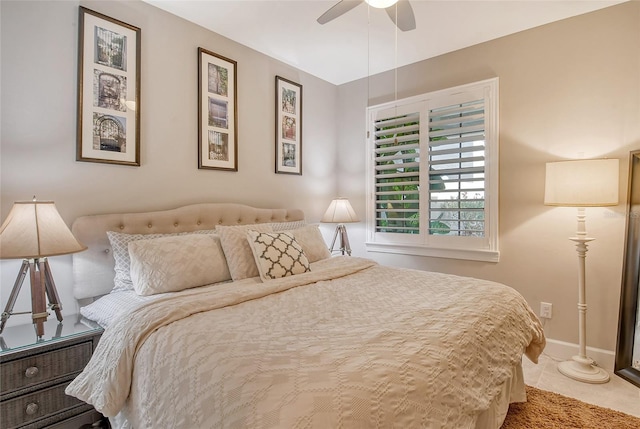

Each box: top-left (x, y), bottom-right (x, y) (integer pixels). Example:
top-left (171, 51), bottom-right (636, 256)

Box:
top-left (522, 353), bottom-right (640, 418)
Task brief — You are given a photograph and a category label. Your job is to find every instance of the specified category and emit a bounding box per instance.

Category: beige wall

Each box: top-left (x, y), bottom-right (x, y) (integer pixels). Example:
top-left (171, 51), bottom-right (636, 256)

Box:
top-left (0, 0), bottom-right (339, 322)
top-left (1, 0), bottom-right (638, 353)
top-left (338, 1), bottom-right (640, 352)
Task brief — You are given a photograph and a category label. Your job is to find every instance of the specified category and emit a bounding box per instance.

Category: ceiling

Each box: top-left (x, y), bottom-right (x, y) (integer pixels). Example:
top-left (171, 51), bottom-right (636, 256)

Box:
top-left (143, 0), bottom-right (625, 85)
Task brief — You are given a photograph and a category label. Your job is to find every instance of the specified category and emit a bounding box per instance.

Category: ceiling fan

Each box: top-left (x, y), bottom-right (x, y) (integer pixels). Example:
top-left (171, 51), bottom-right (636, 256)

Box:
top-left (317, 0), bottom-right (416, 32)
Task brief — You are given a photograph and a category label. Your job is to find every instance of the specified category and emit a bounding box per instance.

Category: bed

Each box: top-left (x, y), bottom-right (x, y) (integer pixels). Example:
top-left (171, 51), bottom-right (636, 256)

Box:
top-left (65, 203), bottom-right (545, 429)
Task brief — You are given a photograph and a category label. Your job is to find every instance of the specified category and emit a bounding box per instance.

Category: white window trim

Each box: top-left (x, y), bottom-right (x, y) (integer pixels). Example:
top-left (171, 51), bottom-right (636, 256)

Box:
top-left (365, 78), bottom-right (500, 263)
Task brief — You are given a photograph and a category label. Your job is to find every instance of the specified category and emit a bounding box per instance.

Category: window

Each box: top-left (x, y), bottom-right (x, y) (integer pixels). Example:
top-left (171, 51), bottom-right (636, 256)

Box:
top-left (366, 78), bottom-right (499, 262)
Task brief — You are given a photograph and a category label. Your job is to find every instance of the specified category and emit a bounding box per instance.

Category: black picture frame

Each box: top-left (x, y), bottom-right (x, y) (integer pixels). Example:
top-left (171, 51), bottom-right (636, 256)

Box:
top-left (198, 47), bottom-right (238, 171)
top-left (275, 76), bottom-right (302, 175)
top-left (76, 7), bottom-right (141, 166)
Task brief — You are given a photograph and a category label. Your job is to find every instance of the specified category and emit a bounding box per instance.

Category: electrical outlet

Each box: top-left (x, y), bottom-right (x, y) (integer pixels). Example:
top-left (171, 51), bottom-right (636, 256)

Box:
top-left (540, 302), bottom-right (553, 319)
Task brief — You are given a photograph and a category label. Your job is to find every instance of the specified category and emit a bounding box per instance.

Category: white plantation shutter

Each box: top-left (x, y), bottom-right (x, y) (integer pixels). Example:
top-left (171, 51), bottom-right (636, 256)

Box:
top-left (373, 111), bottom-right (421, 234)
top-left (366, 78), bottom-right (499, 262)
top-left (428, 99), bottom-right (486, 237)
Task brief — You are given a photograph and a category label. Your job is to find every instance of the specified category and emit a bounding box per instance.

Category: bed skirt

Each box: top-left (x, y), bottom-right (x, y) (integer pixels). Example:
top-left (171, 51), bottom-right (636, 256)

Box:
top-left (475, 361), bottom-right (526, 429)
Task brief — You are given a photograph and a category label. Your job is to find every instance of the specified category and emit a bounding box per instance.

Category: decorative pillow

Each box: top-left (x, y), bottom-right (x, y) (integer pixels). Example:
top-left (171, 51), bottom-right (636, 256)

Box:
top-left (246, 230), bottom-right (310, 281)
top-left (106, 229), bottom-right (216, 293)
top-left (270, 220), bottom-right (307, 231)
top-left (128, 234), bottom-right (231, 296)
top-left (286, 224), bottom-right (331, 263)
top-left (215, 223), bottom-right (274, 280)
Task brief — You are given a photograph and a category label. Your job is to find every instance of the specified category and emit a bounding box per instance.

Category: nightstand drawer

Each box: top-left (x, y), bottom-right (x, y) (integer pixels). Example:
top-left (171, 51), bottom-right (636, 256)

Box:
top-left (1, 343), bottom-right (93, 395)
top-left (0, 381), bottom-right (84, 429)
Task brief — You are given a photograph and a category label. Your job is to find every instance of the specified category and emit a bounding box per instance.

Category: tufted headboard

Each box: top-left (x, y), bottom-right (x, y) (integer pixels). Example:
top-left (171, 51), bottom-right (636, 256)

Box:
top-left (71, 203), bottom-right (305, 300)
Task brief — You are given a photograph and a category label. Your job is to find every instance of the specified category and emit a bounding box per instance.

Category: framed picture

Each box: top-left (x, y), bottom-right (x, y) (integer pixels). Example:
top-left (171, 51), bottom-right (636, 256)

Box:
top-left (76, 7), bottom-right (141, 166)
top-left (275, 76), bottom-right (302, 175)
top-left (198, 47), bottom-right (238, 171)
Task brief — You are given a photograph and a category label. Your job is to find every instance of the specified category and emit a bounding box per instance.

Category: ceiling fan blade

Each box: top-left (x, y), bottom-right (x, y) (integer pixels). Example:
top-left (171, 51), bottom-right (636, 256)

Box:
top-left (317, 0), bottom-right (363, 25)
top-left (386, 0), bottom-right (416, 31)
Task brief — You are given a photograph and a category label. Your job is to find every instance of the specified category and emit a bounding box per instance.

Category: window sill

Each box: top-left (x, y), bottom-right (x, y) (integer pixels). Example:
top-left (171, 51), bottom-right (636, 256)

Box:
top-left (365, 242), bottom-right (500, 263)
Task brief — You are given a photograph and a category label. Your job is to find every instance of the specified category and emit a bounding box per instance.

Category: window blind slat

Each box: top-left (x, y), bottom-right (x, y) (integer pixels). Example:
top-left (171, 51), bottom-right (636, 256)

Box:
top-left (429, 156), bottom-right (485, 166)
top-left (429, 124), bottom-right (484, 138)
top-left (377, 152), bottom-right (420, 163)
top-left (374, 124), bottom-right (419, 138)
top-left (429, 135), bottom-right (483, 147)
top-left (375, 162), bottom-right (420, 172)
top-left (430, 166), bottom-right (484, 175)
top-left (374, 142), bottom-right (419, 153)
top-left (430, 145), bottom-right (485, 156)
top-left (376, 190), bottom-right (420, 196)
top-left (375, 171), bottom-right (419, 180)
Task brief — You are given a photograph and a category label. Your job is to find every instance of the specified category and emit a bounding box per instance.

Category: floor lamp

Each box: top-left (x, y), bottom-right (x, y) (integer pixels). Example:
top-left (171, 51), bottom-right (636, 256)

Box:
top-left (544, 159), bottom-right (619, 384)
top-left (321, 198), bottom-right (359, 256)
top-left (0, 199), bottom-right (86, 337)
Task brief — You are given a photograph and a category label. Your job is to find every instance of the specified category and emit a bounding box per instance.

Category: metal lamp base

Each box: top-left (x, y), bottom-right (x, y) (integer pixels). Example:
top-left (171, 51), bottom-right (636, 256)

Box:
top-left (329, 224), bottom-right (352, 256)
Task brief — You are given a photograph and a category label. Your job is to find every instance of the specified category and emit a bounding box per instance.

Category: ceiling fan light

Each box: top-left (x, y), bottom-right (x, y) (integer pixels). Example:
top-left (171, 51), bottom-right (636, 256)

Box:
top-left (365, 0), bottom-right (398, 9)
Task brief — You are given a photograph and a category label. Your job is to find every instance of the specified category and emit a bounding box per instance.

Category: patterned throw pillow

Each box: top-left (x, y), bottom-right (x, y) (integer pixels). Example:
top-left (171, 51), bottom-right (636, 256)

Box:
top-left (216, 224), bottom-right (274, 280)
top-left (246, 230), bottom-right (310, 281)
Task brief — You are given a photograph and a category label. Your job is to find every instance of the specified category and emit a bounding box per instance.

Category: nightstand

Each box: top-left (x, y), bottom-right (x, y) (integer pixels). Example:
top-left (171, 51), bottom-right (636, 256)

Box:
top-left (0, 314), bottom-right (106, 429)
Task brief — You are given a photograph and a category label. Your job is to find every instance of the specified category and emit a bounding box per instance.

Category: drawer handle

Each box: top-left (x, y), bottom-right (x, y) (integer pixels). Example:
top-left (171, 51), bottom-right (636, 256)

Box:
top-left (25, 402), bottom-right (39, 416)
top-left (24, 366), bottom-right (39, 378)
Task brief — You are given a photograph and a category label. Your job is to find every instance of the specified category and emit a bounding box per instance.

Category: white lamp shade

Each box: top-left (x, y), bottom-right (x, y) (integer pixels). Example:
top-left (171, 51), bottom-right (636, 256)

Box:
top-left (544, 159), bottom-right (619, 207)
top-left (365, 0), bottom-right (398, 8)
top-left (0, 201), bottom-right (87, 259)
top-left (321, 198), bottom-right (359, 223)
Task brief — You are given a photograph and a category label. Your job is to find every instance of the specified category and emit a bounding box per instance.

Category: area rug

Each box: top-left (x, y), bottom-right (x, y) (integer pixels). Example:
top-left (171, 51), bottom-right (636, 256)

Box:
top-left (501, 385), bottom-right (640, 429)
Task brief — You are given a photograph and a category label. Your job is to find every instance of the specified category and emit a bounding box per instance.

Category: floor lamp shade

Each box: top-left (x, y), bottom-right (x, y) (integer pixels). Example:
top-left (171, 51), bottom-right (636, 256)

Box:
top-left (321, 198), bottom-right (359, 256)
top-left (544, 158), bottom-right (619, 384)
top-left (0, 200), bottom-right (86, 337)
top-left (544, 159), bottom-right (619, 207)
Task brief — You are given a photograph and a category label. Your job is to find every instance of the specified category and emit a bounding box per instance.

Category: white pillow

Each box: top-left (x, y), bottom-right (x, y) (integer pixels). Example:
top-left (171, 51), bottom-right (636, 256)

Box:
top-left (106, 229), bottom-right (216, 293)
top-left (80, 290), bottom-right (160, 328)
top-left (246, 230), bottom-right (310, 281)
top-left (129, 234), bottom-right (231, 296)
top-left (286, 225), bottom-right (330, 263)
top-left (270, 220), bottom-right (307, 231)
top-left (216, 224), bottom-right (274, 280)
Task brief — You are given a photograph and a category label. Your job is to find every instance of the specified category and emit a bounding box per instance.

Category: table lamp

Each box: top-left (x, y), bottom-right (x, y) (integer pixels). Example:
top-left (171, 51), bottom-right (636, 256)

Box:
top-left (544, 158), bottom-right (619, 383)
top-left (0, 199), bottom-right (86, 337)
top-left (321, 198), bottom-right (359, 255)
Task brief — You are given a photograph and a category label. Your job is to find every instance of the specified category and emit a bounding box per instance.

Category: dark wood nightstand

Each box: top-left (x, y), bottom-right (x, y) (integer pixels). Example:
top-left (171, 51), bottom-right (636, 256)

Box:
top-left (0, 314), bottom-right (106, 429)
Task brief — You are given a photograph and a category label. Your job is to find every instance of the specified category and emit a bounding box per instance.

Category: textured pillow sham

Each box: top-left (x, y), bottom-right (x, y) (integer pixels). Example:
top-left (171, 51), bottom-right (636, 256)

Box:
top-left (215, 223), bottom-right (274, 280)
top-left (246, 230), bottom-right (310, 281)
top-left (286, 224), bottom-right (331, 263)
top-left (270, 220), bottom-right (307, 231)
top-left (129, 234), bottom-right (231, 296)
top-left (106, 229), bottom-right (216, 293)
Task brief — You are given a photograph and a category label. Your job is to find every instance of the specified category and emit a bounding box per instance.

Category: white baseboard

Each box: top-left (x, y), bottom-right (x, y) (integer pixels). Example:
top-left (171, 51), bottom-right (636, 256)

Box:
top-left (543, 338), bottom-right (615, 371)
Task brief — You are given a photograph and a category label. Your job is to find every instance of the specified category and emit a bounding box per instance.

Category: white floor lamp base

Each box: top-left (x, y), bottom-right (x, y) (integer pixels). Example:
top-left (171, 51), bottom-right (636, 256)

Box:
top-left (557, 356), bottom-right (610, 384)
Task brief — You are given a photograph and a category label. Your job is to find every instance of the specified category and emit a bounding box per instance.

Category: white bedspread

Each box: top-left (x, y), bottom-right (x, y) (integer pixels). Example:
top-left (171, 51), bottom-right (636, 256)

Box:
top-left (66, 257), bottom-right (545, 429)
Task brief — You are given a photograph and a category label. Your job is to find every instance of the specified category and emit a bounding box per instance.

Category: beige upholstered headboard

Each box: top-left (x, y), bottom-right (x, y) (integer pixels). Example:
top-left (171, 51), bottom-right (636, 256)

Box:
top-left (71, 203), bottom-right (305, 300)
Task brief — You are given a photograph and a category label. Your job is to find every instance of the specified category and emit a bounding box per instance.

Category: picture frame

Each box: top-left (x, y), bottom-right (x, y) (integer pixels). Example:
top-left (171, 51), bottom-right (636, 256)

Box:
top-left (275, 76), bottom-right (302, 175)
top-left (76, 7), bottom-right (141, 166)
top-left (198, 47), bottom-right (238, 171)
